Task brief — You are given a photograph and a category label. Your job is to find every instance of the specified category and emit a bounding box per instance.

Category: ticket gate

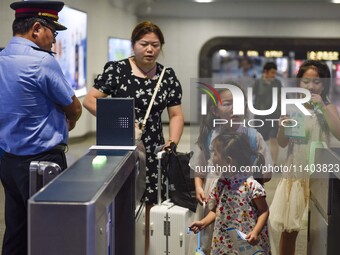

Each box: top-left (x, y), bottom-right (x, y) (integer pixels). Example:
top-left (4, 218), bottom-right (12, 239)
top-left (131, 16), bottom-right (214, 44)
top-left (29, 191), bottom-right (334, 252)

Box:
top-left (28, 148), bottom-right (138, 255)
top-left (308, 148), bottom-right (340, 255)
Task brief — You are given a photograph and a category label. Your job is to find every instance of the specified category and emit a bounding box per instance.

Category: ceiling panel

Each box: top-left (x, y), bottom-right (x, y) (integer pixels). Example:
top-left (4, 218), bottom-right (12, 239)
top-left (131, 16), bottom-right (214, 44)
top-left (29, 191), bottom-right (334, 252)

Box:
top-left (110, 0), bottom-right (340, 18)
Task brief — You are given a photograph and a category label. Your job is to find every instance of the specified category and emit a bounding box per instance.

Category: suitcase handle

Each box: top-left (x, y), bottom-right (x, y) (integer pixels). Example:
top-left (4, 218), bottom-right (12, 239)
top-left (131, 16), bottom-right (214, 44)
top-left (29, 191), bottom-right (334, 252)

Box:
top-left (187, 201), bottom-right (206, 253)
top-left (197, 201), bottom-right (205, 249)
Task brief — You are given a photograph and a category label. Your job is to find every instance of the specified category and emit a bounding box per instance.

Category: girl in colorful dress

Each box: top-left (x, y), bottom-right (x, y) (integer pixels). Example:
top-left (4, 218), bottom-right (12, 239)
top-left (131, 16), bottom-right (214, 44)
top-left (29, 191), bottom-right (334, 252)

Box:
top-left (269, 60), bottom-right (340, 255)
top-left (188, 85), bottom-right (272, 254)
top-left (190, 132), bottom-right (270, 254)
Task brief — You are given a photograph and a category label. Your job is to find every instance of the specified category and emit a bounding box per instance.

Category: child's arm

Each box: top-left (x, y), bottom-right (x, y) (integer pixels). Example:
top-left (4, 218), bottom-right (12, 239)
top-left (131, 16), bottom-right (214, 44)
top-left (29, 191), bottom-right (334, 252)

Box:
top-left (192, 146), bottom-right (209, 204)
top-left (277, 115), bottom-right (289, 148)
top-left (256, 132), bottom-right (272, 182)
top-left (189, 208), bottom-right (216, 234)
top-left (194, 176), bottom-right (206, 204)
top-left (245, 197), bottom-right (269, 245)
top-left (320, 102), bottom-right (340, 140)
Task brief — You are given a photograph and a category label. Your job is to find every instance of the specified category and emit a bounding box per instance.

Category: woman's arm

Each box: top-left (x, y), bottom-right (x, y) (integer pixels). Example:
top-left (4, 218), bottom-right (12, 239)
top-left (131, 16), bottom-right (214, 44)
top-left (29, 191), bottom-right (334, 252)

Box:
top-left (166, 105), bottom-right (184, 145)
top-left (83, 88), bottom-right (108, 116)
top-left (246, 197), bottom-right (269, 245)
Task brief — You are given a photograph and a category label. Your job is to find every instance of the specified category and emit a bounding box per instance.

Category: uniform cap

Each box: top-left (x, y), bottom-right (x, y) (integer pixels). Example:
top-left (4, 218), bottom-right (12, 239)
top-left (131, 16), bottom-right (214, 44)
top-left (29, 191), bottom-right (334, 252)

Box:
top-left (10, 1), bottom-right (67, 30)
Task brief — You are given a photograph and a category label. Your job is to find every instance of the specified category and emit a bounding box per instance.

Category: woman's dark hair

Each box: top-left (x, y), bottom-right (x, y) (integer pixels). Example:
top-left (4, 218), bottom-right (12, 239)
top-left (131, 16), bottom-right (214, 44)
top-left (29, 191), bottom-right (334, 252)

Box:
top-left (131, 21), bottom-right (164, 46)
top-left (296, 60), bottom-right (331, 102)
top-left (196, 81), bottom-right (246, 159)
top-left (212, 132), bottom-right (265, 183)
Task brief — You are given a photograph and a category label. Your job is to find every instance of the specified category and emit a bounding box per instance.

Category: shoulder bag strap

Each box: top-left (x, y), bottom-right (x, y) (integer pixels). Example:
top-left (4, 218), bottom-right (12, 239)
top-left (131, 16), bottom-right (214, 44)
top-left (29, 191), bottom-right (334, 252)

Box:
top-left (141, 67), bottom-right (166, 131)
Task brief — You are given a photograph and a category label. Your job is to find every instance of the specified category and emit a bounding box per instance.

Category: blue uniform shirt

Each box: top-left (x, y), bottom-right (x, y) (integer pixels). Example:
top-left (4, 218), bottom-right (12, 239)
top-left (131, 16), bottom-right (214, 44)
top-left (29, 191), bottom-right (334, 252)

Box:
top-left (0, 37), bottom-right (74, 155)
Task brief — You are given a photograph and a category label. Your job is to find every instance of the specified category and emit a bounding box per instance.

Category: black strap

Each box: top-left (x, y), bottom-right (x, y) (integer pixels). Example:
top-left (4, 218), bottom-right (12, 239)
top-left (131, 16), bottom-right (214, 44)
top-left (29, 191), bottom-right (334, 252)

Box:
top-left (31, 46), bottom-right (56, 55)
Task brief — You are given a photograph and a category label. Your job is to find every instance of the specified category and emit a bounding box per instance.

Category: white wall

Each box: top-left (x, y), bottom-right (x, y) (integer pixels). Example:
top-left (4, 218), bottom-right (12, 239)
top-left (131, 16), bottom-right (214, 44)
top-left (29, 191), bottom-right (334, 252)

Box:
top-left (0, 0), bottom-right (137, 138)
top-left (142, 17), bottom-right (340, 123)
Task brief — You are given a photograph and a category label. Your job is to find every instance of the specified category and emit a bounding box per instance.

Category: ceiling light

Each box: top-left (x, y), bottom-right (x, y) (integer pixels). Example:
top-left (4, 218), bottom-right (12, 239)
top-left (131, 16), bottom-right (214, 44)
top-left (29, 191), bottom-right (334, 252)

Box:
top-left (219, 49), bottom-right (228, 57)
top-left (194, 0), bottom-right (215, 3)
top-left (331, 0), bottom-right (340, 3)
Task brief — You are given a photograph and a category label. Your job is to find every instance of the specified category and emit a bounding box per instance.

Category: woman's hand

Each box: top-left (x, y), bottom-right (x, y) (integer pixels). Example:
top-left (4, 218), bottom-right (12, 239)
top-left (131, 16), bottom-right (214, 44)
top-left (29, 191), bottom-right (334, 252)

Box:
top-left (162, 140), bottom-right (174, 150)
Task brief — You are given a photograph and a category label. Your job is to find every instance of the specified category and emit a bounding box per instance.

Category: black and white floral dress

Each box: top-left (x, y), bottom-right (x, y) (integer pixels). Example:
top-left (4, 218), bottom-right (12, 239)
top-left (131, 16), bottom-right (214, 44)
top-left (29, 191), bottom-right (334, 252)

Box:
top-left (93, 58), bottom-right (182, 204)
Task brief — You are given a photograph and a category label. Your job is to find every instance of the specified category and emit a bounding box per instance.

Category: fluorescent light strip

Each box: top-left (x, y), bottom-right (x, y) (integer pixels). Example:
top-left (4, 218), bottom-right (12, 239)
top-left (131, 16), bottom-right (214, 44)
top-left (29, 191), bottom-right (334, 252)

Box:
top-left (194, 0), bottom-right (215, 3)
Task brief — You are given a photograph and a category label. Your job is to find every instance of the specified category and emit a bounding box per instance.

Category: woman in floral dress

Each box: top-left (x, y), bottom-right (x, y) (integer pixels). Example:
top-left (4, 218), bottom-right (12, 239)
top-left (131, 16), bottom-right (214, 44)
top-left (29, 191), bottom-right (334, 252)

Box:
top-left (83, 21), bottom-right (184, 253)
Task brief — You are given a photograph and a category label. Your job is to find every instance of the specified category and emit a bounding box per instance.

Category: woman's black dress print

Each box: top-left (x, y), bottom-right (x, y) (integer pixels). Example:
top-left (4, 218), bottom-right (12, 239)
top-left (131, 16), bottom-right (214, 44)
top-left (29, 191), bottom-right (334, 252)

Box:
top-left (93, 58), bottom-right (182, 204)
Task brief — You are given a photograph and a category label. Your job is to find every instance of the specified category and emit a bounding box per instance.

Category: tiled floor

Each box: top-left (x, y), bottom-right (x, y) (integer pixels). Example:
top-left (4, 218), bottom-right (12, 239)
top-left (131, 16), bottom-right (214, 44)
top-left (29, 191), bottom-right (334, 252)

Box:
top-left (0, 125), bottom-right (309, 254)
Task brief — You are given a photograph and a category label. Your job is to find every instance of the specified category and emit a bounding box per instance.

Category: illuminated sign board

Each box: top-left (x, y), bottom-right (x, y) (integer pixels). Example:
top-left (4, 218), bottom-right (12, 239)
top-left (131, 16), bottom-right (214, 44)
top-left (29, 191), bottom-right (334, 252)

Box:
top-left (239, 50), bottom-right (284, 58)
top-left (264, 50), bottom-right (284, 58)
top-left (307, 51), bottom-right (339, 61)
top-left (239, 50), bottom-right (259, 57)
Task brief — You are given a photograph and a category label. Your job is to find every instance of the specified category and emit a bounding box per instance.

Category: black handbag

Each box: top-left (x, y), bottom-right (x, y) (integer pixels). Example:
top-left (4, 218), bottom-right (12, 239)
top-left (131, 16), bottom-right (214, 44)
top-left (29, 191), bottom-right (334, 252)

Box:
top-left (162, 142), bottom-right (197, 212)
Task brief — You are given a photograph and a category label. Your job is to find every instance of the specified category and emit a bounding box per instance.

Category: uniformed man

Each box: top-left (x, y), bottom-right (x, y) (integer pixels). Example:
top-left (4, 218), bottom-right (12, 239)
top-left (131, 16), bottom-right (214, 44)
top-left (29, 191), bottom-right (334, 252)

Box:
top-left (0, 1), bottom-right (82, 254)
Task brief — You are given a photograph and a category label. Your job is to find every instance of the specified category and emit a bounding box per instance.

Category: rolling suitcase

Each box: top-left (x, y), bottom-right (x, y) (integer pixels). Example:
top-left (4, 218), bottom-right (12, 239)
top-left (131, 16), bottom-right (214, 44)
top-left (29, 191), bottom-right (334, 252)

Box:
top-left (149, 151), bottom-right (194, 255)
top-left (29, 161), bottom-right (62, 196)
top-left (135, 202), bottom-right (145, 255)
